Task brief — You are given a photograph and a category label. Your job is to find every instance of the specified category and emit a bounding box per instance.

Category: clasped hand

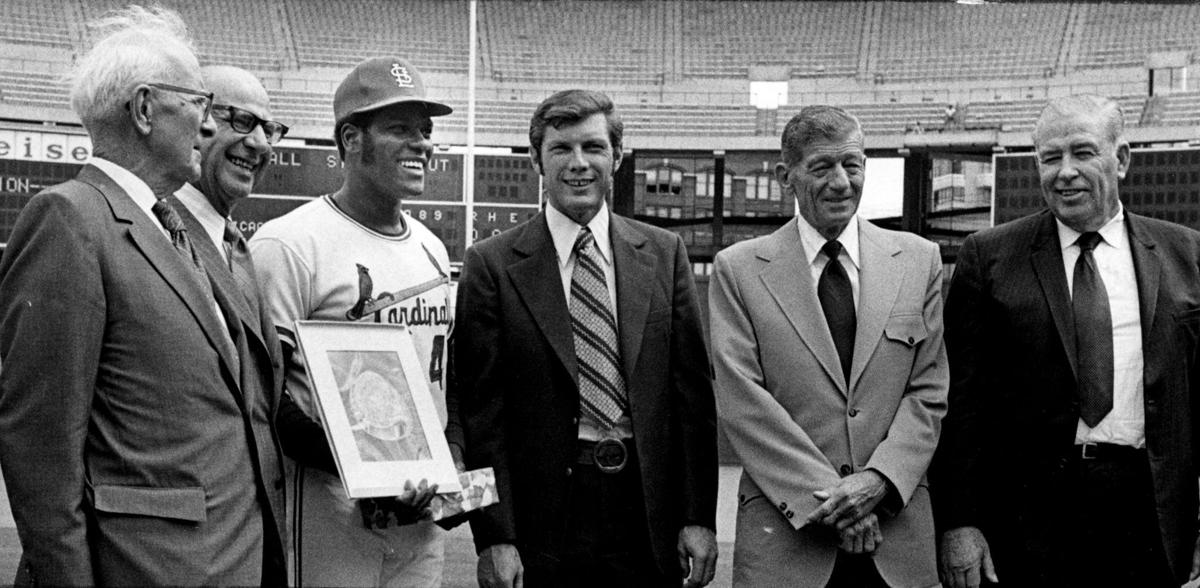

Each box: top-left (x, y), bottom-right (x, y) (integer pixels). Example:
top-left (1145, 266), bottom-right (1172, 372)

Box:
top-left (805, 470), bottom-right (888, 554)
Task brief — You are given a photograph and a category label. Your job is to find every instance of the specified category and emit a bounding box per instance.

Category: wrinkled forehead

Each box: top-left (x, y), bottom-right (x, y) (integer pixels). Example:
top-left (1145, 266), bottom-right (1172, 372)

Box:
top-left (162, 52), bottom-right (204, 89)
top-left (798, 134), bottom-right (865, 164)
top-left (1034, 113), bottom-right (1112, 153)
top-left (205, 71), bottom-right (271, 119)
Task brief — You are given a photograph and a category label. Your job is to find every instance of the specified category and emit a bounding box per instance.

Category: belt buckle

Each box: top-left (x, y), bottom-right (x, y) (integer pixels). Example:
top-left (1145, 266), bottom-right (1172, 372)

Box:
top-left (1080, 442), bottom-right (1098, 460)
top-left (593, 436), bottom-right (628, 474)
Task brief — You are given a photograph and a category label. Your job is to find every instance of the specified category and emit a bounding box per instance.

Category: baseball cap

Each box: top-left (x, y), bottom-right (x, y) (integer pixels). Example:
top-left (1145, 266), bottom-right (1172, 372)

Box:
top-left (333, 57), bottom-right (453, 124)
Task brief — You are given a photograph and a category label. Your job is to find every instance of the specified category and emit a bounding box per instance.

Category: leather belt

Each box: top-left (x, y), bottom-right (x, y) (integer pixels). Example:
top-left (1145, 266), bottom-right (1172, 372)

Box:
top-left (576, 438), bottom-right (634, 474)
top-left (1075, 442), bottom-right (1143, 461)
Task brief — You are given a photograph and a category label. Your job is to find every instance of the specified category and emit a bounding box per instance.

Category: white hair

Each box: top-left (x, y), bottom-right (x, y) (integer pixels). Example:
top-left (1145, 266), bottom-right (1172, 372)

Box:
top-left (68, 5), bottom-right (200, 132)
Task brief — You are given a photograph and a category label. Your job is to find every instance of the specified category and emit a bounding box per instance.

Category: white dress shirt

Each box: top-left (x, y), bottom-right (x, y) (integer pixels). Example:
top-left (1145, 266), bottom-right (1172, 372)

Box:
top-left (174, 182), bottom-right (229, 258)
top-left (797, 214), bottom-right (861, 309)
top-left (545, 202), bottom-right (632, 440)
top-left (89, 157), bottom-right (169, 241)
top-left (1057, 206), bottom-right (1145, 448)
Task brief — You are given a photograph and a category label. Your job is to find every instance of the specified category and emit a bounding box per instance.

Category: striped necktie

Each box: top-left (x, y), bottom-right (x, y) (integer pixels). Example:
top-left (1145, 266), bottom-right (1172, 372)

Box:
top-left (151, 199), bottom-right (204, 271)
top-left (569, 227), bottom-right (628, 429)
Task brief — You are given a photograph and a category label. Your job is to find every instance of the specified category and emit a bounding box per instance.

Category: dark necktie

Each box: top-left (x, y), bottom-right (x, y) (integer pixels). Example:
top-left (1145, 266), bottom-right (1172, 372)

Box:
top-left (569, 227), bottom-right (628, 429)
top-left (818, 240), bottom-right (855, 383)
top-left (224, 218), bottom-right (261, 315)
top-left (1073, 232), bottom-right (1114, 427)
top-left (152, 199), bottom-right (205, 272)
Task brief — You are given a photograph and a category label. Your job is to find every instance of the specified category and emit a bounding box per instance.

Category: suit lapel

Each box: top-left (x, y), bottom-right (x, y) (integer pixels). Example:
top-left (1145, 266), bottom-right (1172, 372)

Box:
top-left (1126, 213), bottom-right (1162, 387)
top-left (81, 167), bottom-right (240, 381)
top-left (507, 213), bottom-right (578, 382)
top-left (611, 215), bottom-right (655, 382)
top-left (758, 219), bottom-right (847, 393)
top-left (1029, 212), bottom-right (1078, 380)
top-left (849, 222), bottom-right (903, 393)
top-left (169, 196), bottom-right (259, 335)
top-left (1126, 214), bottom-right (1161, 338)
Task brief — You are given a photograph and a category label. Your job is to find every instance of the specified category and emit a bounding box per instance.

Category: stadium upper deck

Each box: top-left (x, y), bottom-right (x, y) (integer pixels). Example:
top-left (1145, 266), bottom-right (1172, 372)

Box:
top-left (0, 0), bottom-right (1196, 149)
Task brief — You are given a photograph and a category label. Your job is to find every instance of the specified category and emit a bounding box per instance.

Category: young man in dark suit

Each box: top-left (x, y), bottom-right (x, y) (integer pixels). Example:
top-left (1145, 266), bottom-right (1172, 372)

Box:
top-left (454, 89), bottom-right (718, 588)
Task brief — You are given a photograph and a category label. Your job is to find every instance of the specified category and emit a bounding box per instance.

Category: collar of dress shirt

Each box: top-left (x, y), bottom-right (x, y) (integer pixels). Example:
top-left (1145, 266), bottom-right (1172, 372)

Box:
top-left (1055, 204), bottom-right (1127, 253)
top-left (797, 213), bottom-right (860, 270)
top-left (546, 201), bottom-right (613, 270)
top-left (89, 156), bottom-right (159, 224)
top-left (174, 182), bottom-right (228, 252)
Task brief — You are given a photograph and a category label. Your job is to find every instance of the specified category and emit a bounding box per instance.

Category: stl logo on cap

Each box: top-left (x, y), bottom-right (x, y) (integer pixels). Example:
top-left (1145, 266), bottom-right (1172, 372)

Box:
top-left (390, 63), bottom-right (415, 89)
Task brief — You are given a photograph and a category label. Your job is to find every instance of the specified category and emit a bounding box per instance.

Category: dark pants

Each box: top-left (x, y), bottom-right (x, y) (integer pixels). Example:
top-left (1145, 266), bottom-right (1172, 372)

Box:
top-left (1061, 445), bottom-right (1174, 588)
top-left (827, 552), bottom-right (889, 588)
top-left (522, 442), bottom-right (673, 588)
top-left (996, 445), bottom-right (1176, 588)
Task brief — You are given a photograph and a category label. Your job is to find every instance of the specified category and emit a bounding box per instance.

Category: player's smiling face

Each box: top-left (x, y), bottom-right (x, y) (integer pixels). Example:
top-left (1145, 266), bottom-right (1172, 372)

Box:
top-left (359, 104), bottom-right (434, 199)
top-left (532, 112), bottom-right (622, 225)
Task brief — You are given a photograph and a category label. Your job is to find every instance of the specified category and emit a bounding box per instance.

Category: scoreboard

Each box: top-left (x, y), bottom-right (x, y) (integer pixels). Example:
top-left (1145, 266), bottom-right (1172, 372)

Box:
top-left (0, 130), bottom-right (543, 262)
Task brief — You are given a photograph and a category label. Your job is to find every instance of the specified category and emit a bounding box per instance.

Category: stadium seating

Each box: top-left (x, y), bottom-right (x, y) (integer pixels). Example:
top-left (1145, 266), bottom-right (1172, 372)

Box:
top-left (1153, 91), bottom-right (1200, 128)
top-left (0, 0), bottom-right (75, 49)
top-left (480, 0), bottom-right (668, 85)
top-left (287, 0), bottom-right (469, 73)
top-left (966, 94), bottom-right (1145, 133)
top-left (0, 1), bottom-right (1197, 143)
top-left (79, 0), bottom-right (290, 71)
top-left (680, 1), bottom-right (863, 79)
top-left (1074, 3), bottom-right (1200, 71)
top-left (0, 70), bottom-right (71, 111)
top-left (872, 2), bottom-right (1067, 83)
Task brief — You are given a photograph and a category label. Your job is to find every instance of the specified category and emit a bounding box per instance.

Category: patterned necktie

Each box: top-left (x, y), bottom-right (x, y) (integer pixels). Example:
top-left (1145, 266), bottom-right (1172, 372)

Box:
top-left (818, 240), bottom-right (855, 383)
top-left (569, 227), bottom-right (628, 430)
top-left (1073, 231), bottom-right (1114, 427)
top-left (224, 218), bottom-right (261, 314)
top-left (222, 218), bottom-right (242, 271)
top-left (151, 199), bottom-right (204, 271)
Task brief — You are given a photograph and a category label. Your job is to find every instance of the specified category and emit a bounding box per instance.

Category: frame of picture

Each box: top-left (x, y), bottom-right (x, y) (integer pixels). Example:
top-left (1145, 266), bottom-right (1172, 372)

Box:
top-left (294, 320), bottom-right (461, 498)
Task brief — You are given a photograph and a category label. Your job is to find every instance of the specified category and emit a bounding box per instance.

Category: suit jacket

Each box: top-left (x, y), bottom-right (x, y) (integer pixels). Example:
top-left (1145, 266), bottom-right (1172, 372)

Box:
top-left (932, 210), bottom-right (1200, 585)
top-left (710, 217), bottom-right (947, 587)
top-left (453, 211), bottom-right (717, 576)
top-left (0, 166), bottom-right (285, 586)
top-left (169, 194), bottom-right (289, 575)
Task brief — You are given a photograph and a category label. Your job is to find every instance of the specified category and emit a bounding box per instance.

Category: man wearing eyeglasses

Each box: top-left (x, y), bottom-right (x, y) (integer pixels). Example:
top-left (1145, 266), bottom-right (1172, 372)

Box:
top-left (171, 65), bottom-right (288, 228)
top-left (0, 8), bottom-right (288, 587)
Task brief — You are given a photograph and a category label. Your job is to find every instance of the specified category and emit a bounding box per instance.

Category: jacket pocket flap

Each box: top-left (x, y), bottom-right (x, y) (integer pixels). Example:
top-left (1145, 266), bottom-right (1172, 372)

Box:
top-left (1176, 307), bottom-right (1200, 322)
top-left (92, 485), bottom-right (206, 522)
top-left (884, 314), bottom-right (928, 347)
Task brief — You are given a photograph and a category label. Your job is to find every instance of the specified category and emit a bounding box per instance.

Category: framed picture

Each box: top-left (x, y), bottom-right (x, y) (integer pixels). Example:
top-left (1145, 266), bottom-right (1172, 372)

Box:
top-left (294, 321), bottom-right (461, 498)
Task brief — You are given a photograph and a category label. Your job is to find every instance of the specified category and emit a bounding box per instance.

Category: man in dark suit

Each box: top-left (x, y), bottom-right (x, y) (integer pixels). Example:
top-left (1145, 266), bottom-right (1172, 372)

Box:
top-left (453, 89), bottom-right (718, 587)
top-left (170, 65), bottom-right (289, 323)
top-left (0, 9), bottom-right (286, 586)
top-left (933, 94), bottom-right (1200, 588)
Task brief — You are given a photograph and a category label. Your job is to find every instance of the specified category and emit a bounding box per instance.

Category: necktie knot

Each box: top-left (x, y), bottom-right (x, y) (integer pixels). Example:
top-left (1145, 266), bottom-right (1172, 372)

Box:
top-left (151, 200), bottom-right (185, 234)
top-left (574, 227), bottom-right (595, 256)
top-left (821, 239), bottom-right (843, 260)
top-left (223, 218), bottom-right (243, 245)
top-left (1076, 232), bottom-right (1103, 253)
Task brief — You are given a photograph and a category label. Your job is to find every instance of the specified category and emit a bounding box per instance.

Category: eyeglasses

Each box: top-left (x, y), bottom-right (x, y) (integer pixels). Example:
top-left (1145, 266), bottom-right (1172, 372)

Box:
top-left (146, 82), bottom-right (215, 121)
top-left (211, 104), bottom-right (290, 145)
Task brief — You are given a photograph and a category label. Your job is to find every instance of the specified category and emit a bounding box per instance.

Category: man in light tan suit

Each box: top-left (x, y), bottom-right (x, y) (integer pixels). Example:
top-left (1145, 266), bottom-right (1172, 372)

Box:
top-left (710, 105), bottom-right (947, 587)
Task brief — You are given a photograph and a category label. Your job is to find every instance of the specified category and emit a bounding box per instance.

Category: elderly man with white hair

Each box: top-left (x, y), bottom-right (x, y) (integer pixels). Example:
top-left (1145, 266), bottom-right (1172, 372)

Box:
top-left (0, 6), bottom-right (288, 586)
